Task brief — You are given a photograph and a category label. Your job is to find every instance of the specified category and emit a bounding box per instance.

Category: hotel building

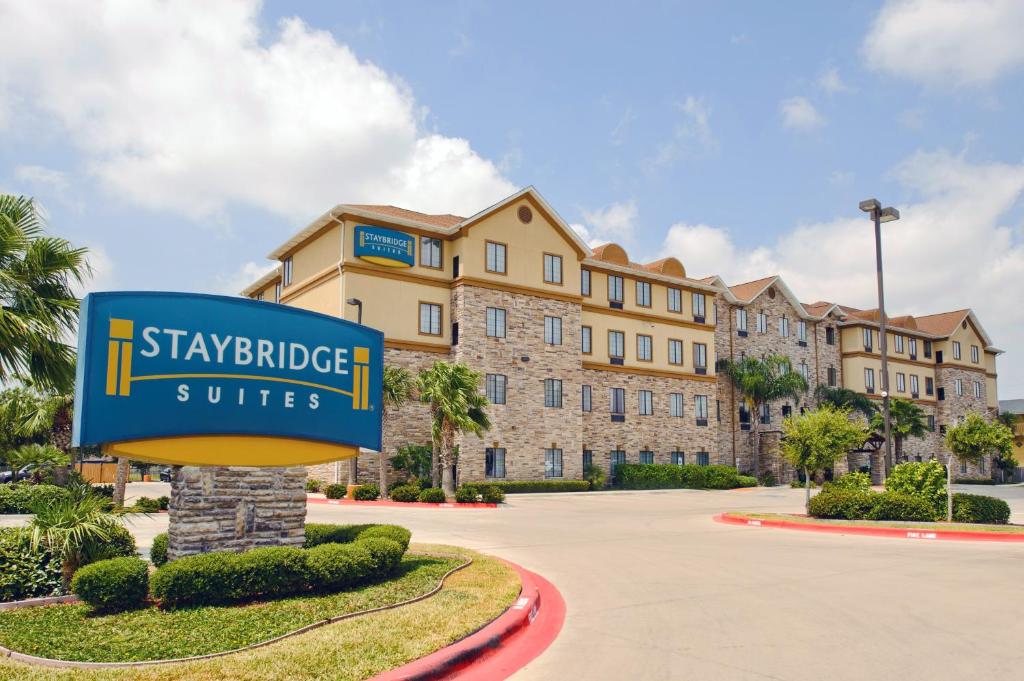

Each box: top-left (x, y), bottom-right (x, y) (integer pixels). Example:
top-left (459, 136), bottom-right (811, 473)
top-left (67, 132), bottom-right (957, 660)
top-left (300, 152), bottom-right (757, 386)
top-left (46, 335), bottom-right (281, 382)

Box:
top-left (243, 188), bottom-right (1002, 484)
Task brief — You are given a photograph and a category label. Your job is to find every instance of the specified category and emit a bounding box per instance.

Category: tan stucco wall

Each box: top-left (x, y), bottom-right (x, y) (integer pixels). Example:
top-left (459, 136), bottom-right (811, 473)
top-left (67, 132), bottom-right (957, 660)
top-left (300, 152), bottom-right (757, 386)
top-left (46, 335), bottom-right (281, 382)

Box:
top-left (582, 308), bottom-right (715, 377)
top-left (342, 271), bottom-right (450, 345)
top-left (287, 224), bottom-right (340, 287)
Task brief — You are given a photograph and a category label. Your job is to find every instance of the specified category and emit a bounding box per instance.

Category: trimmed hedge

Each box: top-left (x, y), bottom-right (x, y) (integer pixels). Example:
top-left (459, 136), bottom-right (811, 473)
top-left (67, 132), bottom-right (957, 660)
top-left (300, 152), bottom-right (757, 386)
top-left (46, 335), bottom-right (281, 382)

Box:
top-left (84, 525), bottom-right (138, 564)
top-left (617, 464), bottom-right (748, 490)
top-left (736, 475), bottom-right (758, 488)
top-left (486, 480), bottom-right (590, 494)
top-left (808, 489), bottom-right (877, 520)
top-left (324, 484), bottom-right (347, 499)
top-left (130, 496), bottom-right (161, 513)
top-left (454, 484), bottom-right (477, 503)
top-left (864, 492), bottom-right (935, 522)
top-left (353, 484), bottom-right (380, 501)
top-left (303, 523), bottom-right (411, 552)
top-left (389, 485), bottom-right (420, 503)
top-left (71, 557), bottom-right (149, 612)
top-left (0, 484), bottom-right (68, 514)
top-left (0, 528), bottom-right (62, 602)
top-left (884, 461), bottom-right (947, 517)
top-left (954, 478), bottom-right (996, 485)
top-left (825, 471), bottom-right (872, 492)
top-left (953, 493), bottom-right (1011, 524)
top-left (304, 479), bottom-right (323, 493)
top-left (417, 488), bottom-right (446, 503)
top-left (151, 533), bottom-right (168, 567)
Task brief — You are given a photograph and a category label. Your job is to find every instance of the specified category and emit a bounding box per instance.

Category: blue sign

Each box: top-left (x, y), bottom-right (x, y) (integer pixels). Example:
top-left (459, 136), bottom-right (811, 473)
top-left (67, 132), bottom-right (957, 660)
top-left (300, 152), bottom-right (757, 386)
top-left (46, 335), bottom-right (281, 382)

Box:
top-left (354, 225), bottom-right (416, 268)
top-left (72, 292), bottom-right (383, 466)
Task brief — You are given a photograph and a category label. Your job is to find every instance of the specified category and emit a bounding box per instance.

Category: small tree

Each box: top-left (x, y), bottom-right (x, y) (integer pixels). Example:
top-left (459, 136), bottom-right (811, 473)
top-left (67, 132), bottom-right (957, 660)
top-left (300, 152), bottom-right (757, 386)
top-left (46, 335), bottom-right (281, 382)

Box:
top-left (27, 493), bottom-right (125, 587)
top-left (390, 444), bottom-right (433, 482)
top-left (780, 406), bottom-right (867, 511)
top-left (870, 397), bottom-right (928, 464)
top-left (379, 366), bottom-right (415, 498)
top-left (943, 413), bottom-right (1013, 521)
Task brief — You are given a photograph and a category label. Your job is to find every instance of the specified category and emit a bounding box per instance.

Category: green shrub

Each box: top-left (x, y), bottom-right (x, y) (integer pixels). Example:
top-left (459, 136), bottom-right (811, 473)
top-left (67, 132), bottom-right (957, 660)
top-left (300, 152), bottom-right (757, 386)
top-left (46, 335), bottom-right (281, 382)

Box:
top-left (71, 557), bottom-right (149, 612)
top-left (353, 484), bottom-right (380, 501)
top-left (486, 480), bottom-right (591, 494)
top-left (358, 537), bottom-right (404, 575)
top-left (454, 484), bottom-right (478, 503)
top-left (736, 475), bottom-right (758, 488)
top-left (157, 496), bottom-right (170, 511)
top-left (954, 478), bottom-right (995, 485)
top-left (825, 471), bottom-right (872, 493)
top-left (131, 496), bottom-right (161, 513)
top-left (583, 465), bottom-right (606, 490)
top-left (0, 528), bottom-right (62, 602)
top-left (151, 551), bottom-right (235, 608)
top-left (305, 542), bottom-right (374, 592)
top-left (417, 487), bottom-right (446, 503)
top-left (758, 470), bottom-right (777, 487)
top-left (478, 484), bottom-right (505, 504)
top-left (92, 484), bottom-right (114, 498)
top-left (704, 465), bottom-right (743, 489)
top-left (865, 492), bottom-right (935, 522)
top-left (229, 546), bottom-right (309, 600)
top-left (807, 488), bottom-right (877, 520)
top-left (617, 464), bottom-right (746, 490)
top-left (324, 484), bottom-right (347, 499)
top-left (389, 484), bottom-right (420, 502)
top-left (354, 525), bottom-right (411, 552)
top-left (82, 524), bottom-right (138, 564)
top-left (303, 523), bottom-right (411, 551)
top-left (952, 493), bottom-right (1011, 524)
top-left (304, 479), bottom-right (323, 493)
top-left (151, 533), bottom-right (168, 567)
top-left (0, 484), bottom-right (69, 514)
top-left (884, 461), bottom-right (947, 517)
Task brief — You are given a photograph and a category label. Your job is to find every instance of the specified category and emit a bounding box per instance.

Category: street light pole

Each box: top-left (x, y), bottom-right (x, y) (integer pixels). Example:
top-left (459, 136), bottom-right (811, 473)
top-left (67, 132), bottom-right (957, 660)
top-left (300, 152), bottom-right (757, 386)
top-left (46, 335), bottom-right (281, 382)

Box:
top-left (859, 199), bottom-right (900, 481)
top-left (346, 298), bottom-right (363, 325)
top-left (344, 297), bottom-right (364, 486)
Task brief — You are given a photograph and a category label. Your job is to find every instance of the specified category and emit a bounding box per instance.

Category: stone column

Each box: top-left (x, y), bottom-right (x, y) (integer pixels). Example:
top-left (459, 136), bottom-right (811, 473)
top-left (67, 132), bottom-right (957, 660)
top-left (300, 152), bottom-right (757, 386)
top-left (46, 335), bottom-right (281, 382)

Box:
top-left (167, 466), bottom-right (307, 561)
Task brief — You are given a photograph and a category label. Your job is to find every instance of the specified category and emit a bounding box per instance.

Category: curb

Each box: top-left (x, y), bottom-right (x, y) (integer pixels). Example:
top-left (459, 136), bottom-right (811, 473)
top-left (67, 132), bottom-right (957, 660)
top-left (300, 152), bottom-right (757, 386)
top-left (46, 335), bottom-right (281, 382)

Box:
top-left (0, 595), bottom-right (79, 611)
top-left (307, 496), bottom-right (498, 509)
top-left (715, 513), bottom-right (1024, 543)
top-left (371, 559), bottom-right (565, 681)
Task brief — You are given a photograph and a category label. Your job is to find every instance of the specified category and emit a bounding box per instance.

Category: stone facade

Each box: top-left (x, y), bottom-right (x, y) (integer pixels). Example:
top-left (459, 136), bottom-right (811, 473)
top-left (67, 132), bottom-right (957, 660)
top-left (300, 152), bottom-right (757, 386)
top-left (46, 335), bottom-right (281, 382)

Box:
top-left (935, 365), bottom-right (996, 479)
top-left (168, 466), bottom-right (306, 560)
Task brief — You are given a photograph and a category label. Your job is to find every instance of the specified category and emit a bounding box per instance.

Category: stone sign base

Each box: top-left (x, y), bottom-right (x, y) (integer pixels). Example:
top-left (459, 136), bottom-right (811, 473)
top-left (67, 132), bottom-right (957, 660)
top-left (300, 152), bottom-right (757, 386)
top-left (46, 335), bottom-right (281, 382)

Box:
top-left (167, 466), bottom-right (307, 561)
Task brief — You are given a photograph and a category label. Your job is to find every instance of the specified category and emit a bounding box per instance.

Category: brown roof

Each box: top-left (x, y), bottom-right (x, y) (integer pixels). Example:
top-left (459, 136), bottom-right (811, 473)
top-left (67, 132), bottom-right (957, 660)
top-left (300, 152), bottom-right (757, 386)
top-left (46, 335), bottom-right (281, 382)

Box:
top-left (802, 301), bottom-right (836, 316)
top-left (346, 204), bottom-right (465, 228)
top-left (727, 275), bottom-right (777, 302)
top-left (699, 275), bottom-right (719, 284)
top-left (915, 309), bottom-right (970, 337)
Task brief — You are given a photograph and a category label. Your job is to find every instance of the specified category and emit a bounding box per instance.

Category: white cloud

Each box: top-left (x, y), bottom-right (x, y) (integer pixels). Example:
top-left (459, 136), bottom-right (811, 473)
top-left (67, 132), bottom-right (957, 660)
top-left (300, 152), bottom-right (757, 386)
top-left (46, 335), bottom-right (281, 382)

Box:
top-left (0, 1), bottom-right (515, 221)
top-left (73, 244), bottom-right (116, 298)
top-left (569, 223), bottom-right (606, 250)
top-left (662, 149), bottom-right (1024, 395)
top-left (581, 200), bottom-right (639, 244)
top-left (653, 96), bottom-right (716, 166)
top-left (864, 0), bottom-right (1024, 87)
top-left (780, 97), bottom-right (825, 130)
top-left (818, 65), bottom-right (851, 94)
top-left (215, 260), bottom-right (279, 296)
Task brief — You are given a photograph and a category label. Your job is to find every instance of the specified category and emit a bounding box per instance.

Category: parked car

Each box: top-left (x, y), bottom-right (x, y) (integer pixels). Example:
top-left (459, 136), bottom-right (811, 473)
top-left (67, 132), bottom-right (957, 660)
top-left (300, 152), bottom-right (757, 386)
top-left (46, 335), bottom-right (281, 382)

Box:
top-left (0, 465), bottom-right (37, 484)
top-left (158, 466), bottom-right (172, 483)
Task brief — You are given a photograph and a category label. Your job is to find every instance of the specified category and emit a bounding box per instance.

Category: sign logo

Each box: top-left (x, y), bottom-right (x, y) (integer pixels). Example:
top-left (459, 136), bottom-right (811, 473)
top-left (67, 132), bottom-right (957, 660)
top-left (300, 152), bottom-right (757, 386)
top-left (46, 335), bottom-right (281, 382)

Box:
top-left (73, 292), bottom-right (383, 467)
top-left (354, 225), bottom-right (416, 268)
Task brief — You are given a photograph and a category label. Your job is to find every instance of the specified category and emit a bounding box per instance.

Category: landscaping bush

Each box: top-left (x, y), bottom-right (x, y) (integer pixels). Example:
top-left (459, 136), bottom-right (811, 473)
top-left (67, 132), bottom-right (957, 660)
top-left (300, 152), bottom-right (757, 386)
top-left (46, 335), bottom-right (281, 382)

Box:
top-left (704, 465), bottom-right (743, 489)
top-left (807, 488), bottom-right (877, 520)
top-left (952, 493), bottom-right (1011, 524)
top-left (157, 496), bottom-right (170, 511)
top-left (150, 551), bottom-right (236, 608)
top-left (0, 528), bottom-right (62, 602)
top-left (71, 557), bottom-right (149, 612)
top-left (83, 524), bottom-right (138, 564)
top-left (389, 484), bottom-right (420, 503)
top-left (583, 464), bottom-right (606, 490)
top-left (864, 492), bottom-right (936, 522)
top-left (0, 483), bottom-right (68, 514)
top-left (357, 537), bottom-right (404, 575)
top-left (229, 546), bottom-right (309, 600)
top-left (132, 496), bottom-right (161, 513)
top-left (354, 525), bottom-right (412, 552)
top-left (454, 484), bottom-right (478, 503)
top-left (151, 533), bottom-right (168, 567)
top-left (417, 487), bottom-right (446, 503)
top-left (304, 479), bottom-right (323, 493)
top-left (617, 464), bottom-right (746, 490)
top-left (824, 471), bottom-right (872, 493)
top-left (758, 470), bottom-right (777, 487)
top-left (324, 484), bottom-right (347, 499)
top-left (884, 461), bottom-right (947, 517)
top-left (736, 475), bottom-right (758, 488)
top-left (91, 484), bottom-right (115, 498)
top-left (303, 524), bottom-right (411, 552)
top-left (353, 484), bottom-right (380, 501)
top-left (486, 480), bottom-right (590, 494)
top-left (954, 478), bottom-right (996, 485)
top-left (304, 542), bottom-right (374, 591)
top-left (478, 484), bottom-right (505, 504)
top-left (790, 479), bottom-right (815, 488)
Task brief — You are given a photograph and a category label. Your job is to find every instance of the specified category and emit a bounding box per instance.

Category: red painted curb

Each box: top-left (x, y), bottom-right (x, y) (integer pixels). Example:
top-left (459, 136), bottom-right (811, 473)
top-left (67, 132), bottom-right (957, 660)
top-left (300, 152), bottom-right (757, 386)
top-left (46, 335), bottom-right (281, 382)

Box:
top-left (371, 559), bottom-right (565, 681)
top-left (306, 496), bottom-right (497, 509)
top-left (715, 512), bottom-right (1024, 543)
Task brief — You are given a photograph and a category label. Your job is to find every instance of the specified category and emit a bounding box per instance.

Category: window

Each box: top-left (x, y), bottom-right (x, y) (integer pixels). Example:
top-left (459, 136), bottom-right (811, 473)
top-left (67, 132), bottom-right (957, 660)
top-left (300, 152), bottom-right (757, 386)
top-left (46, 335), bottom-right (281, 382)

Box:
top-left (485, 307), bottom-right (506, 338)
top-left (927, 415), bottom-right (936, 432)
top-left (759, 403), bottom-right (770, 425)
top-left (779, 316), bottom-right (790, 337)
top-left (583, 450), bottom-right (593, 469)
top-left (863, 328), bottom-right (873, 351)
top-left (581, 269), bottom-right (591, 296)
top-left (274, 282), bottom-right (282, 303)
top-left (910, 374), bottom-right (919, 396)
top-left (581, 326), bottom-right (592, 354)
top-left (952, 341), bottom-right (961, 360)
top-left (692, 293), bottom-right (705, 320)
top-left (669, 393), bottom-right (684, 417)
top-left (955, 378), bottom-right (963, 396)
top-left (451, 321), bottom-right (459, 345)
top-left (756, 312), bottom-right (768, 334)
top-left (671, 452), bottom-right (685, 465)
top-left (544, 448), bottom-right (563, 478)
top-left (979, 457), bottom-right (986, 473)
top-left (544, 379), bottom-right (563, 408)
top-left (255, 291), bottom-right (265, 302)
top-left (973, 381), bottom-right (982, 398)
top-left (894, 334), bottom-right (904, 353)
top-left (693, 343), bottom-right (707, 371)
top-left (668, 339), bottom-right (683, 365)
top-left (736, 308), bottom-right (748, 332)
top-left (797, 320), bottom-right (807, 343)
top-left (582, 385), bottom-right (592, 412)
top-left (827, 366), bottom-right (837, 387)
top-left (639, 451), bottom-right (654, 464)
top-left (909, 338), bottom-right (918, 358)
top-left (610, 388), bottom-right (625, 415)
top-left (544, 316), bottom-right (563, 345)
top-left (971, 345), bottom-right (979, 363)
top-left (638, 390), bottom-right (653, 416)
top-left (608, 331), bottom-right (625, 359)
top-left (419, 303), bottom-right (442, 336)
top-left (282, 257), bottom-right (293, 286)
top-left (713, 303), bottom-right (718, 324)
top-left (608, 275), bottom-right (624, 303)
top-left (667, 287), bottom-right (682, 312)
top-left (485, 374), bottom-right (507, 405)
top-left (485, 241), bottom-right (507, 274)
top-left (825, 326), bottom-right (835, 345)
top-left (717, 399), bottom-right (721, 422)
top-left (924, 340), bottom-right (932, 358)
top-left (543, 253), bottom-right (563, 284)
top-left (610, 450), bottom-right (626, 477)
top-left (739, 404), bottom-right (751, 425)
top-left (896, 372), bottom-right (906, 392)
top-left (420, 237), bottom-right (442, 269)
top-left (865, 368), bottom-right (875, 393)
top-left (960, 458), bottom-right (967, 475)
top-left (634, 334), bottom-right (651, 361)
top-left (798, 361), bottom-right (809, 380)
top-left (485, 448), bottom-right (506, 478)
top-left (696, 452), bottom-right (710, 466)
top-left (695, 395), bottom-right (709, 423)
top-left (925, 377), bottom-right (934, 396)
top-left (635, 280), bottom-right (651, 307)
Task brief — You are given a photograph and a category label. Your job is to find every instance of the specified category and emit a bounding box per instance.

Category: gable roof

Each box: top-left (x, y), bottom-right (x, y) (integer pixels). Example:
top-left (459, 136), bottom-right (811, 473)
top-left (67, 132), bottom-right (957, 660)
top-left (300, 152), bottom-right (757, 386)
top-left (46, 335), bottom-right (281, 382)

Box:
top-left (345, 205), bottom-right (464, 228)
top-left (239, 267), bottom-right (281, 297)
top-left (713, 275), bottom-right (843, 321)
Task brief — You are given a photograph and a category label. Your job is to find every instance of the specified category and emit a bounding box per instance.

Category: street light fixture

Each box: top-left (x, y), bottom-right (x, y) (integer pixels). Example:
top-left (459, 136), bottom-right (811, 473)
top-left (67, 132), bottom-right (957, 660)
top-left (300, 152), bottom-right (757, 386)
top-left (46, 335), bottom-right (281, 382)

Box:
top-left (860, 198), bottom-right (900, 480)
top-left (346, 298), bottom-right (363, 325)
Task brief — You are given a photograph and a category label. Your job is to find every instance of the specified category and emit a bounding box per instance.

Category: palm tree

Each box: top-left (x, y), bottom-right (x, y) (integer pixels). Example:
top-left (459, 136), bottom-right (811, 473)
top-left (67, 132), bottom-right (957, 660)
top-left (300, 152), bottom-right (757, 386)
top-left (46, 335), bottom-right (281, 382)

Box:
top-left (27, 493), bottom-right (125, 587)
top-left (870, 397), bottom-right (927, 464)
top-left (719, 355), bottom-right (809, 481)
top-left (7, 442), bottom-right (69, 481)
top-left (814, 385), bottom-right (877, 420)
top-left (417, 361), bottom-right (491, 498)
top-left (379, 366), bottom-right (415, 498)
top-left (0, 195), bottom-right (89, 394)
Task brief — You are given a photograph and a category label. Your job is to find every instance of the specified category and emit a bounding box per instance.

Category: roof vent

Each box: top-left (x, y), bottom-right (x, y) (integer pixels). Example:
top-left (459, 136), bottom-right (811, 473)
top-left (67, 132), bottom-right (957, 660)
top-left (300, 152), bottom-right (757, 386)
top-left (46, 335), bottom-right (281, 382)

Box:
top-left (517, 205), bottom-right (533, 224)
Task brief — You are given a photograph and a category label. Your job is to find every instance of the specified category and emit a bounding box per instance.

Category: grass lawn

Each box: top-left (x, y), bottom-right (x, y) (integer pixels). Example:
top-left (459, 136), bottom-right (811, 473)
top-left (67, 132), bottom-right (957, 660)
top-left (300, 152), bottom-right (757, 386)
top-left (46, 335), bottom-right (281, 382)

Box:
top-left (0, 544), bottom-right (520, 680)
top-left (739, 512), bottom-right (1024, 534)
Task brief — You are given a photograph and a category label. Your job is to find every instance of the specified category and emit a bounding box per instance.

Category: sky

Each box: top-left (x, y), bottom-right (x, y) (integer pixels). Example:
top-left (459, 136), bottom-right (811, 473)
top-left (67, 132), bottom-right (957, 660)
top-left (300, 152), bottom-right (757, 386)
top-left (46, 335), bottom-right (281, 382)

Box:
top-left (1, 0), bottom-right (1023, 396)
